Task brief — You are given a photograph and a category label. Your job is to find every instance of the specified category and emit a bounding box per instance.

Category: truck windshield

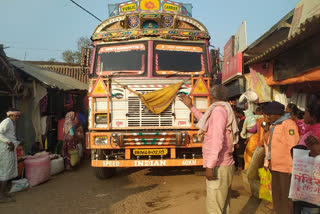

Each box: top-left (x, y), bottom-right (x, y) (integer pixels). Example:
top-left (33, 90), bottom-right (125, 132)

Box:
top-left (95, 43), bottom-right (146, 76)
top-left (154, 44), bottom-right (205, 75)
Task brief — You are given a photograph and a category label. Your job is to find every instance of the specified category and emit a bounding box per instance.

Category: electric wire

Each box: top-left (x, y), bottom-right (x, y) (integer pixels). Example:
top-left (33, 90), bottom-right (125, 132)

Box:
top-left (69, 0), bottom-right (102, 22)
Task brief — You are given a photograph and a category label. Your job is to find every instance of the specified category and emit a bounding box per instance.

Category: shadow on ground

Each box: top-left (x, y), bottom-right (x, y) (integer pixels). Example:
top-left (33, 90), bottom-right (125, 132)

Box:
top-left (239, 196), bottom-right (261, 214)
top-left (116, 167), bottom-right (144, 177)
top-left (0, 161), bottom-right (160, 214)
top-left (145, 167), bottom-right (195, 176)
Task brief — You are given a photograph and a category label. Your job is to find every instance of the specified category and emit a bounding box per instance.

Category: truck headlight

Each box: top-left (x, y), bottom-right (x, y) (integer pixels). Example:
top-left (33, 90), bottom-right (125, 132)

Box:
top-left (112, 133), bottom-right (120, 144)
top-left (95, 114), bottom-right (108, 124)
top-left (192, 134), bottom-right (204, 143)
top-left (95, 136), bottom-right (108, 145)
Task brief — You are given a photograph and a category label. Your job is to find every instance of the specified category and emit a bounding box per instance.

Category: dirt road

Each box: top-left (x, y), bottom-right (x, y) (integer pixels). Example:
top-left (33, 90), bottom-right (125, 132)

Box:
top-left (0, 161), bottom-right (273, 214)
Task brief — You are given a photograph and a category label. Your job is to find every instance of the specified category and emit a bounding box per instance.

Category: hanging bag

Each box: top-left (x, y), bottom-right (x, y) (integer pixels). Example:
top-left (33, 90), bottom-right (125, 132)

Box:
top-left (289, 149), bottom-right (320, 206)
top-left (69, 148), bottom-right (80, 167)
top-left (258, 167), bottom-right (272, 202)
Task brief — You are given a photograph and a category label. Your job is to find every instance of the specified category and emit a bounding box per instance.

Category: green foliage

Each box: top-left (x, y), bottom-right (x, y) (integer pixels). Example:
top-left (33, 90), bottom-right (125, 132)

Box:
top-left (62, 37), bottom-right (91, 63)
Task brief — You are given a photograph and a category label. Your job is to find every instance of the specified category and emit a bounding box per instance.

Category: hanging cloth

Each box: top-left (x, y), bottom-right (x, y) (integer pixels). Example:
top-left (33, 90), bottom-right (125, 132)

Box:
top-left (113, 80), bottom-right (184, 114)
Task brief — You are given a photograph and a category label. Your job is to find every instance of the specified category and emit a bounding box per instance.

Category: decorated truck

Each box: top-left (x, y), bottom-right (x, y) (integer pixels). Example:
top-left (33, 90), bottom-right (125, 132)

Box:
top-left (86, 0), bottom-right (213, 178)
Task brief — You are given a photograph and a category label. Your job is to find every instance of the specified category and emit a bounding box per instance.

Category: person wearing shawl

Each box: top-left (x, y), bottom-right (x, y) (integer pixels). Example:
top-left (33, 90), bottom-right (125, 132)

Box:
top-left (62, 111), bottom-right (76, 170)
top-left (179, 85), bottom-right (238, 214)
top-left (243, 107), bottom-right (264, 169)
top-left (291, 94), bottom-right (320, 214)
top-left (263, 101), bottom-right (299, 214)
top-left (0, 108), bottom-right (22, 203)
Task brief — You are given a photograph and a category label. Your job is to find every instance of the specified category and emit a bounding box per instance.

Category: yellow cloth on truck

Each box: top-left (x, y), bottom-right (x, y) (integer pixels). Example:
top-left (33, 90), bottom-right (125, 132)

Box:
top-left (112, 79), bottom-right (184, 114)
top-left (139, 82), bottom-right (183, 114)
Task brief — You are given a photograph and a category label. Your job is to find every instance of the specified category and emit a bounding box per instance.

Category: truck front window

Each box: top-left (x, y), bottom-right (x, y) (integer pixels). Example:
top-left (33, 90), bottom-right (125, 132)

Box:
top-left (95, 43), bottom-right (146, 76)
top-left (155, 44), bottom-right (205, 75)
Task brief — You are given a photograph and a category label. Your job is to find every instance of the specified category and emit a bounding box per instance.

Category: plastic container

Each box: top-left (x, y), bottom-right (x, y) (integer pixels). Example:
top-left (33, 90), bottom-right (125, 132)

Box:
top-left (24, 154), bottom-right (50, 187)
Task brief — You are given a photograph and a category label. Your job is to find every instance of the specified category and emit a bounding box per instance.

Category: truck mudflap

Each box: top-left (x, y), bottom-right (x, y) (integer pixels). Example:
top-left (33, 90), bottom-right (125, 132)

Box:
top-left (92, 159), bottom-right (203, 167)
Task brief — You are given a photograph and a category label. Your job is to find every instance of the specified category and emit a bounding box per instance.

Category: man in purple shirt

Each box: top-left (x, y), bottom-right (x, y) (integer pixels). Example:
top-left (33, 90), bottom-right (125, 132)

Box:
top-left (179, 85), bottom-right (238, 214)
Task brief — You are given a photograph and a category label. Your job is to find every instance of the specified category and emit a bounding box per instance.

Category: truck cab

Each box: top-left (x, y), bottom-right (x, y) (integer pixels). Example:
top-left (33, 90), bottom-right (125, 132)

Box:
top-left (86, 0), bottom-right (212, 178)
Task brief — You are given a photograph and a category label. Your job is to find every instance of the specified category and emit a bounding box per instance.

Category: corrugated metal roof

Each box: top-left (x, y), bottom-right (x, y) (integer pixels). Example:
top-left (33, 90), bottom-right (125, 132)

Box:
top-left (243, 9), bottom-right (294, 63)
top-left (10, 59), bottom-right (88, 91)
top-left (41, 65), bottom-right (89, 83)
top-left (26, 61), bottom-right (89, 83)
top-left (245, 14), bottom-right (320, 65)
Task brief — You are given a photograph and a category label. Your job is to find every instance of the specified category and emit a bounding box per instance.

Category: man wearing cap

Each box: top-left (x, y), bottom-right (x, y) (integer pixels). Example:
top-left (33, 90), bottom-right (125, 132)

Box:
top-left (263, 101), bottom-right (299, 214)
top-left (0, 108), bottom-right (23, 203)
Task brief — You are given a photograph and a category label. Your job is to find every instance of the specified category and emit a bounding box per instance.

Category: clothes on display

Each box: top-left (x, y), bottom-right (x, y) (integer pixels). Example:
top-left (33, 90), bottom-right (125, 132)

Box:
top-left (290, 93), bottom-right (307, 111)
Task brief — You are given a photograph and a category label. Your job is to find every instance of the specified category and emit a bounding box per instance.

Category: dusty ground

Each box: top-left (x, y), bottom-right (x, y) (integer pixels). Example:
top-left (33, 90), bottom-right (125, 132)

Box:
top-left (0, 161), bottom-right (274, 214)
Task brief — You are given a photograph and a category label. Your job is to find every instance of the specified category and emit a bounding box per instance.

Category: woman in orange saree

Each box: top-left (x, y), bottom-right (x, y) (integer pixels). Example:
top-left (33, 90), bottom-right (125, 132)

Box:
top-left (244, 111), bottom-right (264, 169)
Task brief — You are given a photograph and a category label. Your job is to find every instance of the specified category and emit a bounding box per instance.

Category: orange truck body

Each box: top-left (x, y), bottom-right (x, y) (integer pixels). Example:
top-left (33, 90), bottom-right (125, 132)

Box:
top-left (86, 0), bottom-right (212, 171)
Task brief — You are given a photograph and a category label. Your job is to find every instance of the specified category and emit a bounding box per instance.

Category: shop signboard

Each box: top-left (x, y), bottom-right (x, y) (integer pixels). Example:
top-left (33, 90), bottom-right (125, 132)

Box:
top-left (222, 20), bottom-right (246, 84)
top-left (109, 0), bottom-right (192, 17)
top-left (289, 0), bottom-right (320, 37)
top-left (119, 1), bottom-right (139, 14)
top-left (222, 36), bottom-right (242, 84)
top-left (234, 20), bottom-right (247, 55)
top-left (222, 52), bottom-right (242, 84)
top-left (162, 0), bottom-right (181, 13)
top-left (223, 36), bottom-right (234, 63)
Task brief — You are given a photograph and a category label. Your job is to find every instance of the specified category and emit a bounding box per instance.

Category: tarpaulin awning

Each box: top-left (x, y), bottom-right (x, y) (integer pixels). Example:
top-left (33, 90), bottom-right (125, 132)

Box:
top-left (10, 59), bottom-right (88, 91)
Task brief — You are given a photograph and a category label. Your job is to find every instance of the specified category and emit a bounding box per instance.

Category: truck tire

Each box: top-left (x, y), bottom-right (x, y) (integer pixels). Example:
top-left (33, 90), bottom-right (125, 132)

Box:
top-left (94, 167), bottom-right (116, 179)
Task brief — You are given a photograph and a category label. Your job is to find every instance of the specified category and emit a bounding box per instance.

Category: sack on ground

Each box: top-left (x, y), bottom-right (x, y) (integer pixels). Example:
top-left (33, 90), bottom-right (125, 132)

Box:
top-left (24, 154), bottom-right (50, 187)
top-left (258, 167), bottom-right (272, 202)
top-left (9, 178), bottom-right (29, 193)
top-left (50, 155), bottom-right (64, 176)
top-left (289, 149), bottom-right (320, 206)
top-left (70, 148), bottom-right (80, 166)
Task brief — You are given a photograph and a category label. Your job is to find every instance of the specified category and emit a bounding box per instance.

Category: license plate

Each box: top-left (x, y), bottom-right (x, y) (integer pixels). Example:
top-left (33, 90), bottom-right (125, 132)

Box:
top-left (133, 149), bottom-right (168, 156)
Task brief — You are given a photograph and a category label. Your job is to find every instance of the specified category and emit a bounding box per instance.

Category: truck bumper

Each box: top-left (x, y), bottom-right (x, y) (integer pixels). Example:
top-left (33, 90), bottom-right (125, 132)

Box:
top-left (92, 158), bottom-right (203, 167)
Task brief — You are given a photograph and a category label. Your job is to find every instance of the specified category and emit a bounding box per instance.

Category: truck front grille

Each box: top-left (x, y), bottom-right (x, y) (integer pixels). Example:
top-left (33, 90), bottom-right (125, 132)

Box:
top-left (128, 96), bottom-right (173, 127)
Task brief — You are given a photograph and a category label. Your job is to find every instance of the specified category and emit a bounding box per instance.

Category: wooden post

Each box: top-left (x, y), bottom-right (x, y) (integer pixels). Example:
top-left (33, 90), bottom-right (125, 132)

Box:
top-left (12, 95), bottom-right (16, 108)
